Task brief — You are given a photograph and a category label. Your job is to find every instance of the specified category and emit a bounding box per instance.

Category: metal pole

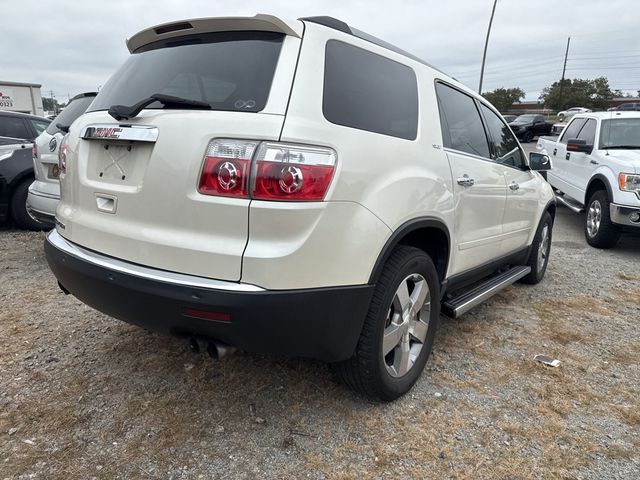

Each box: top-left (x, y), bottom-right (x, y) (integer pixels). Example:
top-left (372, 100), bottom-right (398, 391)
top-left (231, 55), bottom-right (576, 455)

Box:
top-left (478, 0), bottom-right (498, 94)
top-left (558, 37), bottom-right (571, 109)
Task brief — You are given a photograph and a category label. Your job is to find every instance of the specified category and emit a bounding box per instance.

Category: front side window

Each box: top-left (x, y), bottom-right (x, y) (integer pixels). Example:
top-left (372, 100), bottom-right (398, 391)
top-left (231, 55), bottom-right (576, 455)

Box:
top-left (88, 31), bottom-right (284, 114)
top-left (480, 104), bottom-right (526, 169)
top-left (560, 118), bottom-right (587, 144)
top-left (577, 119), bottom-right (597, 145)
top-left (323, 40), bottom-right (418, 140)
top-left (435, 82), bottom-right (490, 158)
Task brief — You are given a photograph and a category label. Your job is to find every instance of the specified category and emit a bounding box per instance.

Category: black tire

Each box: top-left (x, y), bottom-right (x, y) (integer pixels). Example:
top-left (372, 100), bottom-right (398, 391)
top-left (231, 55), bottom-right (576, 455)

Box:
top-left (332, 246), bottom-right (440, 401)
top-left (520, 211), bottom-right (553, 285)
top-left (523, 131), bottom-right (534, 143)
top-left (584, 190), bottom-right (620, 249)
top-left (10, 178), bottom-right (42, 231)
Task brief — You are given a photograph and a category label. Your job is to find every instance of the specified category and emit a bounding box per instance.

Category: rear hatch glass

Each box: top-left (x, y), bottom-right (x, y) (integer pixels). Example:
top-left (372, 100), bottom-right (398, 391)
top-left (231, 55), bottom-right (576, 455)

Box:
top-left (46, 95), bottom-right (96, 135)
top-left (88, 31), bottom-right (284, 114)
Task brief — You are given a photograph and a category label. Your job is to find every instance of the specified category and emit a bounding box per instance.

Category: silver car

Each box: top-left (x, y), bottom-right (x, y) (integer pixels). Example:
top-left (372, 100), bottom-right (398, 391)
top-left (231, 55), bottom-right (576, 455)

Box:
top-left (27, 92), bottom-right (96, 227)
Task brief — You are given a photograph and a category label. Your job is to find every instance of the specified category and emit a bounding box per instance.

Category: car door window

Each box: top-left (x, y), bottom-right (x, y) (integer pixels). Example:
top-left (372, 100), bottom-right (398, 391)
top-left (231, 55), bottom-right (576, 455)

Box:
top-left (576, 119), bottom-right (596, 145)
top-left (480, 104), bottom-right (526, 169)
top-left (0, 116), bottom-right (30, 139)
top-left (559, 118), bottom-right (587, 144)
top-left (435, 82), bottom-right (490, 158)
top-left (29, 119), bottom-right (49, 136)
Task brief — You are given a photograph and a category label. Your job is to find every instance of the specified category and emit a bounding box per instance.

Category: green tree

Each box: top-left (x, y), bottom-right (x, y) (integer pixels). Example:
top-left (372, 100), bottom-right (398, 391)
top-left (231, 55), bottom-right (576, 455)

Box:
top-left (482, 87), bottom-right (525, 113)
top-left (539, 77), bottom-right (614, 111)
top-left (42, 97), bottom-right (62, 113)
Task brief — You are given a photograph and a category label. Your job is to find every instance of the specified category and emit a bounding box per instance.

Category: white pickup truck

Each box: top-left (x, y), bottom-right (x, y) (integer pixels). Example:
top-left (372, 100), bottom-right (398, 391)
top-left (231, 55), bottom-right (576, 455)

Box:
top-left (537, 111), bottom-right (640, 248)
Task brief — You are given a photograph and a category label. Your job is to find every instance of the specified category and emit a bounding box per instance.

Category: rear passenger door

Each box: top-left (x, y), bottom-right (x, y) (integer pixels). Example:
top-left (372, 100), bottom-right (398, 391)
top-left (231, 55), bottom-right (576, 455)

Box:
top-left (435, 82), bottom-right (507, 275)
top-left (480, 104), bottom-right (539, 255)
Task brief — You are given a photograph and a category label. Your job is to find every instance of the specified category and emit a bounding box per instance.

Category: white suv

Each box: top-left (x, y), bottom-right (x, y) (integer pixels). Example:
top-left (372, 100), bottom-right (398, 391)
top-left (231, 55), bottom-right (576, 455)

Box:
top-left (44, 15), bottom-right (555, 400)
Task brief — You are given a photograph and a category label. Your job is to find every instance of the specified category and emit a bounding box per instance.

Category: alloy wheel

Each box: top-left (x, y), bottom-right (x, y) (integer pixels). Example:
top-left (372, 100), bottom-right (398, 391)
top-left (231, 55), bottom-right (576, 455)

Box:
top-left (587, 200), bottom-right (602, 238)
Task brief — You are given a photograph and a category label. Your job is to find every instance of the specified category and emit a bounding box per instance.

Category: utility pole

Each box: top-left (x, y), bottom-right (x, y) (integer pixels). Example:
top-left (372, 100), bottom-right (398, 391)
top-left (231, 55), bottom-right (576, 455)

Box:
top-left (558, 37), bottom-right (571, 109)
top-left (478, 0), bottom-right (498, 94)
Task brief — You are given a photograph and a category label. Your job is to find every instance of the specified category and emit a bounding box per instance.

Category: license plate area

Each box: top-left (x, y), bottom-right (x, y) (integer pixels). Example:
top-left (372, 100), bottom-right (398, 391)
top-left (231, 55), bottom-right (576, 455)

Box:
top-left (85, 140), bottom-right (154, 187)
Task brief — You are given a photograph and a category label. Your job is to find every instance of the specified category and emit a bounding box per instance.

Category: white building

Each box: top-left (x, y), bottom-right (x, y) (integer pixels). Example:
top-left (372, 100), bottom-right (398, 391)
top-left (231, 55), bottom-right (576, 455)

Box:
top-left (0, 81), bottom-right (44, 116)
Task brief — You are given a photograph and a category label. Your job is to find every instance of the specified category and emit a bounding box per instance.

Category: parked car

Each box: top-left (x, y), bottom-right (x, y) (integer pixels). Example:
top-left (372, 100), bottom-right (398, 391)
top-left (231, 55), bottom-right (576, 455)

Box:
top-left (0, 143), bottom-right (41, 229)
top-left (537, 111), bottom-right (640, 248)
top-left (508, 114), bottom-right (553, 142)
top-left (44, 14), bottom-right (555, 401)
top-left (557, 107), bottom-right (591, 121)
top-left (27, 92), bottom-right (97, 228)
top-left (613, 102), bottom-right (640, 112)
top-left (502, 114), bottom-right (517, 123)
top-left (0, 111), bottom-right (50, 144)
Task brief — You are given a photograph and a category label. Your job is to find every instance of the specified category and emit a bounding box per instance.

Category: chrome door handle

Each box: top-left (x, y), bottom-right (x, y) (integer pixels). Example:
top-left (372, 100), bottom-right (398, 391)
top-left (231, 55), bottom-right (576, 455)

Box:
top-left (553, 148), bottom-right (557, 156)
top-left (457, 175), bottom-right (475, 187)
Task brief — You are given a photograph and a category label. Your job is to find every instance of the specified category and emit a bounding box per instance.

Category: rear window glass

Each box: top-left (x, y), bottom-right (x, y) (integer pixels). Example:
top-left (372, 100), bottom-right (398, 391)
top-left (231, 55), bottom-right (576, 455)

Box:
top-left (560, 118), bottom-right (587, 143)
top-left (0, 116), bottom-right (30, 140)
top-left (323, 40), bottom-right (418, 140)
top-left (88, 31), bottom-right (284, 114)
top-left (46, 95), bottom-right (96, 135)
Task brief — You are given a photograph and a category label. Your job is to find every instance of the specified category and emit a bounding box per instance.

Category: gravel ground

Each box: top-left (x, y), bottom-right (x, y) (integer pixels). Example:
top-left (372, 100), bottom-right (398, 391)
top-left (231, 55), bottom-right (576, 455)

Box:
top-left (1, 207), bottom-right (639, 479)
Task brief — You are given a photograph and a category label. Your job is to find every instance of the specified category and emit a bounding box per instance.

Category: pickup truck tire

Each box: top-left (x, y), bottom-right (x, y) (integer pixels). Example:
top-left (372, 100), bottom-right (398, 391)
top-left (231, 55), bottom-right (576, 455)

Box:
top-left (10, 178), bottom-right (42, 231)
top-left (523, 131), bottom-right (534, 143)
top-left (584, 190), bottom-right (620, 248)
top-left (520, 211), bottom-right (552, 285)
top-left (333, 246), bottom-right (440, 401)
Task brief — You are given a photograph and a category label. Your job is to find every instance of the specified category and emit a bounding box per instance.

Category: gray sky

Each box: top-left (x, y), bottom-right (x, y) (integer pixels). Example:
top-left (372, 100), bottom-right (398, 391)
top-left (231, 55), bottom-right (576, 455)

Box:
top-left (3, 0), bottom-right (639, 103)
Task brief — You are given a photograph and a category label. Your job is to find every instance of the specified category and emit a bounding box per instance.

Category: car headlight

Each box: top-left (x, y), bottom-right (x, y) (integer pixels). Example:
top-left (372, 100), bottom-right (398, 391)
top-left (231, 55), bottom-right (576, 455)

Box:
top-left (618, 173), bottom-right (640, 194)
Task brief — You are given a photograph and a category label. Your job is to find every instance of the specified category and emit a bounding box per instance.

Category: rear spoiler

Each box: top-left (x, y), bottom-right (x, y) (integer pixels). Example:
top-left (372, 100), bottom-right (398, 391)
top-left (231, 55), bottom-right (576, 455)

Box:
top-left (126, 14), bottom-right (302, 53)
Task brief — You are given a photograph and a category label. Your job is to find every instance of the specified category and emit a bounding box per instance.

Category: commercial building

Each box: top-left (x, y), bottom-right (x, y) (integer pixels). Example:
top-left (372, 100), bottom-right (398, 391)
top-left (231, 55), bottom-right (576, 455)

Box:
top-left (0, 81), bottom-right (44, 116)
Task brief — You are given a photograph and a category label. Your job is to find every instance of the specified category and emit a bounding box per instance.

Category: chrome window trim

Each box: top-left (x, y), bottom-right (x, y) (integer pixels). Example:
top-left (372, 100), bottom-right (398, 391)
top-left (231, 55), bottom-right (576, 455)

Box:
top-left (47, 229), bottom-right (265, 292)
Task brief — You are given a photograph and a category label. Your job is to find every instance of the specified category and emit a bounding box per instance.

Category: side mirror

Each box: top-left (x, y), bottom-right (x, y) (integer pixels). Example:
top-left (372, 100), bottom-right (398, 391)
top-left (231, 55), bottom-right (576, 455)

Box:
top-left (566, 138), bottom-right (593, 154)
top-left (529, 152), bottom-right (552, 171)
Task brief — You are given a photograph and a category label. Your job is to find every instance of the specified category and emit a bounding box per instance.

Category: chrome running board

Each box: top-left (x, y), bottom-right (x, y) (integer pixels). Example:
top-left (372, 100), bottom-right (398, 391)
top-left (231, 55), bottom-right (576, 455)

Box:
top-left (442, 266), bottom-right (531, 318)
top-left (555, 193), bottom-right (583, 213)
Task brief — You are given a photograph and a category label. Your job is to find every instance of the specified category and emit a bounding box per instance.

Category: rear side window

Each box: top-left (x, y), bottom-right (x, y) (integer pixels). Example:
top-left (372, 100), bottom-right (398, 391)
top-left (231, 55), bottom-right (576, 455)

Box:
top-left (560, 118), bottom-right (587, 143)
top-left (88, 32), bottom-right (284, 113)
top-left (435, 83), bottom-right (490, 158)
top-left (0, 116), bottom-right (30, 140)
top-left (29, 119), bottom-right (50, 136)
top-left (323, 40), bottom-right (418, 140)
top-left (46, 95), bottom-right (96, 135)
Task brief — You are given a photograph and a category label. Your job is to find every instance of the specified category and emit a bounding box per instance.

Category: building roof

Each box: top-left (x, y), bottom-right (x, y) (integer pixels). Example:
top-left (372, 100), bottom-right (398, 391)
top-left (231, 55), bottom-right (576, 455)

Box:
top-left (0, 80), bottom-right (42, 88)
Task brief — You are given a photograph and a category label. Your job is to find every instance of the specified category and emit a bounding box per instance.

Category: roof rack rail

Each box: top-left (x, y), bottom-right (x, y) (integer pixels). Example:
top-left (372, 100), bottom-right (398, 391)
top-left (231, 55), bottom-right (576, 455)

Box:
top-left (299, 16), bottom-right (445, 75)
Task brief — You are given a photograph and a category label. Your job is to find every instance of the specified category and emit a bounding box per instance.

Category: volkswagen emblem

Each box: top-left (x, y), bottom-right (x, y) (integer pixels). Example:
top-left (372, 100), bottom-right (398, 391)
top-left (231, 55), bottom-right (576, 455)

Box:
top-left (49, 137), bottom-right (57, 152)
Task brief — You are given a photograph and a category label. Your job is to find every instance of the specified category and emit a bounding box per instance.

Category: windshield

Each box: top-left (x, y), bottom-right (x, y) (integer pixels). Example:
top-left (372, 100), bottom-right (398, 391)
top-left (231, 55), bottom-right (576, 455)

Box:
top-left (513, 115), bottom-right (536, 122)
top-left (88, 31), bottom-right (284, 114)
top-left (599, 118), bottom-right (640, 149)
top-left (45, 95), bottom-right (96, 135)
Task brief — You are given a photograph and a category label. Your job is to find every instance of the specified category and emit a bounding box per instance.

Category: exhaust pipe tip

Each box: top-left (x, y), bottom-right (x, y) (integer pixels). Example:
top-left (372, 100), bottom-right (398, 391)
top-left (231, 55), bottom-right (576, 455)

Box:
top-left (207, 340), bottom-right (236, 360)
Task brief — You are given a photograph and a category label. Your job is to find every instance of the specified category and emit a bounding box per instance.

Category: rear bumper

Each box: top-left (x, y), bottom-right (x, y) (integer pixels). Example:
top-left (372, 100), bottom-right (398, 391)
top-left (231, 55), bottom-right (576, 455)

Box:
top-left (44, 230), bottom-right (372, 362)
top-left (610, 203), bottom-right (640, 228)
top-left (27, 184), bottom-right (58, 228)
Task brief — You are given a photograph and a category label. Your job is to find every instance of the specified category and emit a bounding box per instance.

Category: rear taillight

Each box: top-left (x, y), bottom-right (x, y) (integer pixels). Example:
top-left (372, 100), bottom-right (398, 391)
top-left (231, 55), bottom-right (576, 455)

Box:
top-left (253, 143), bottom-right (336, 201)
top-left (58, 134), bottom-right (69, 174)
top-left (198, 139), bottom-right (259, 198)
top-left (32, 143), bottom-right (38, 159)
top-left (198, 139), bottom-right (337, 201)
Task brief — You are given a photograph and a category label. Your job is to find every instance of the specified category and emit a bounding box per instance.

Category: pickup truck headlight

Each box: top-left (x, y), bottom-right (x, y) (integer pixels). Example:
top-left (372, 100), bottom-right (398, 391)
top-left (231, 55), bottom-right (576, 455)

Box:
top-left (618, 173), bottom-right (640, 194)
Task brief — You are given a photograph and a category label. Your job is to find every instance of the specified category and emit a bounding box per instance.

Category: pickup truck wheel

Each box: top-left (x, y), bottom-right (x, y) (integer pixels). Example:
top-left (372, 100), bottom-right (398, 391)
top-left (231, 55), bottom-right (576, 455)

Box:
top-left (333, 246), bottom-right (440, 401)
top-left (585, 190), bottom-right (620, 248)
top-left (523, 131), bottom-right (534, 143)
top-left (10, 179), bottom-right (42, 231)
top-left (520, 211), bottom-right (553, 285)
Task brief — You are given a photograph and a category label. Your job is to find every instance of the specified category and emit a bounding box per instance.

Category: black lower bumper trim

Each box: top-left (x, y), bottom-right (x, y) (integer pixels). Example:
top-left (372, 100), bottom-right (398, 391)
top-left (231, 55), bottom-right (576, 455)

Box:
top-left (44, 236), bottom-right (373, 362)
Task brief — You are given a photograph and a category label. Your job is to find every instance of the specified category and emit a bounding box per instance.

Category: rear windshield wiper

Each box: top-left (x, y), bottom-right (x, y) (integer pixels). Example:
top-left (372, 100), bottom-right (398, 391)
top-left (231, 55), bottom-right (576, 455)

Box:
top-left (108, 94), bottom-right (211, 120)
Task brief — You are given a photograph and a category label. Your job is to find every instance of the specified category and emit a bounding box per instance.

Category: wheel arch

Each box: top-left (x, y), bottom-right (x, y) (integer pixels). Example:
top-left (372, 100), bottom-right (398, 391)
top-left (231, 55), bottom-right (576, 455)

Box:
top-left (585, 174), bottom-right (613, 204)
top-left (369, 217), bottom-right (450, 285)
